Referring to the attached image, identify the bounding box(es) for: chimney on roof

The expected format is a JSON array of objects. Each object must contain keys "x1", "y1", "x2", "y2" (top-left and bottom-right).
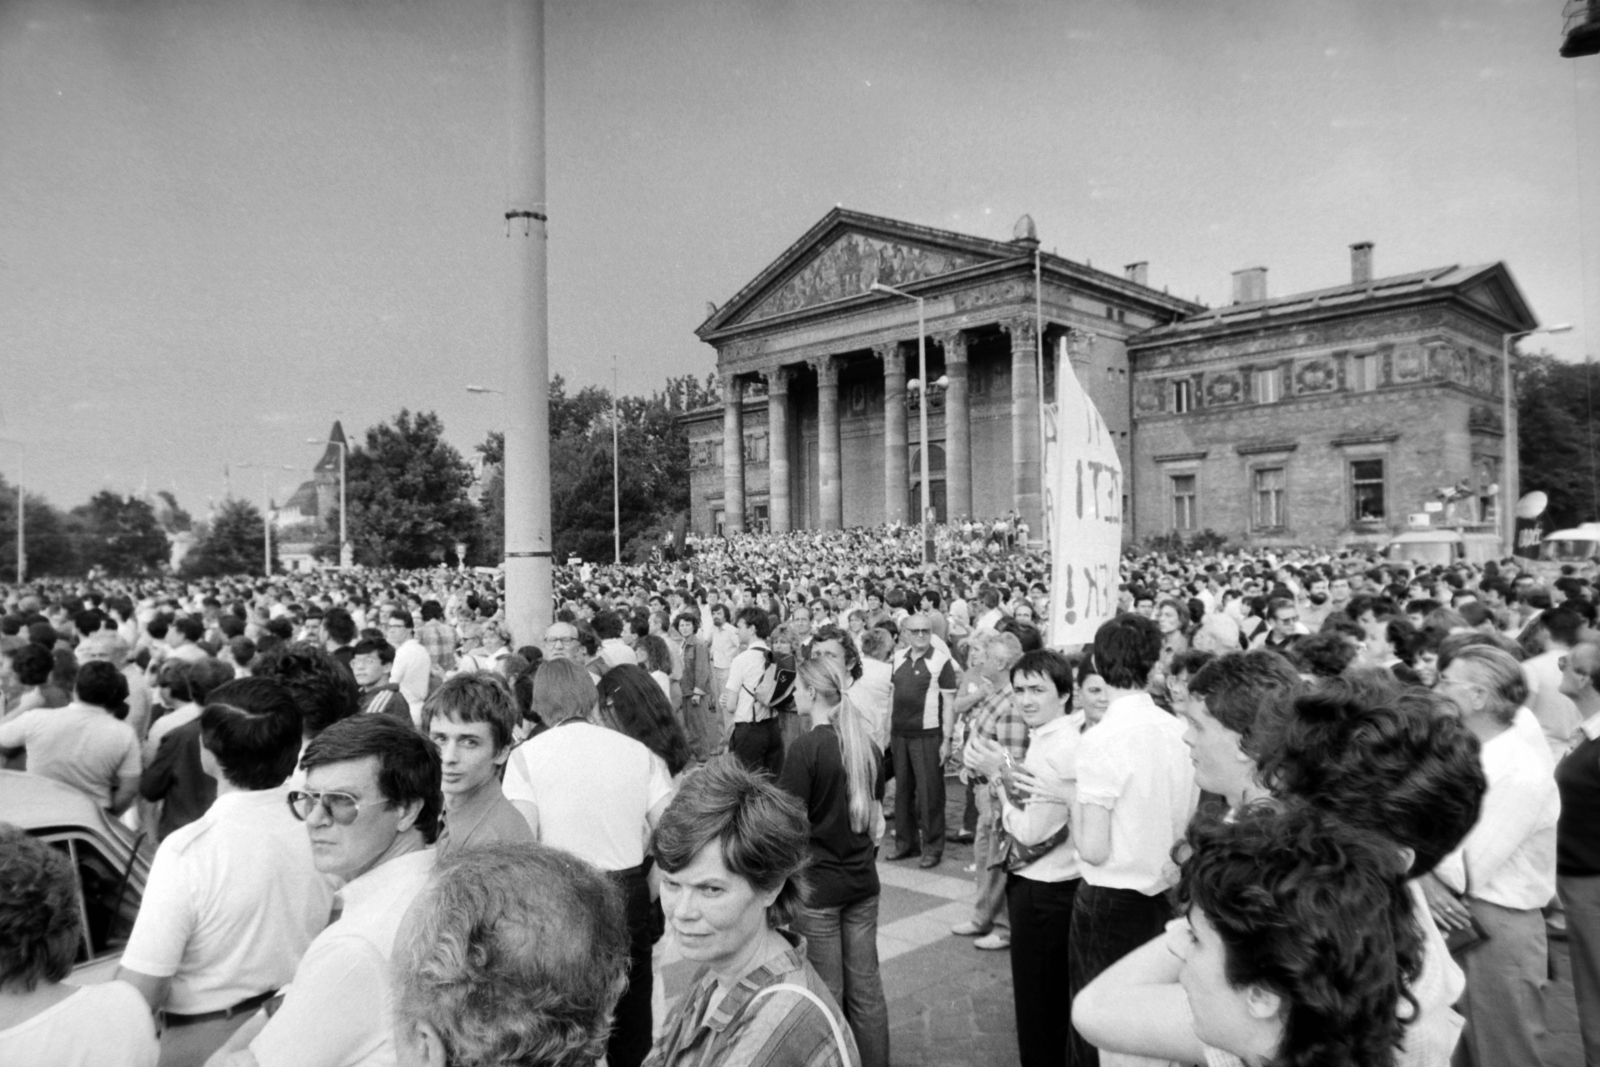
[
  {"x1": 1350, "y1": 241, "x2": 1374, "y2": 285},
  {"x1": 1231, "y1": 267, "x2": 1268, "y2": 305},
  {"x1": 1124, "y1": 262, "x2": 1149, "y2": 287}
]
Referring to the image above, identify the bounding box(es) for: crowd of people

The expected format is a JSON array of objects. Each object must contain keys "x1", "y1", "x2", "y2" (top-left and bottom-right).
[{"x1": 1, "y1": 518, "x2": 1598, "y2": 1067}]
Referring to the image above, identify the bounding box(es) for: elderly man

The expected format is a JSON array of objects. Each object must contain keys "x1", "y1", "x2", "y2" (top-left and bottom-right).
[
  {"x1": 888, "y1": 613, "x2": 958, "y2": 870},
  {"x1": 389, "y1": 844, "x2": 630, "y2": 1067},
  {"x1": 542, "y1": 620, "x2": 584, "y2": 663},
  {"x1": 117, "y1": 678, "x2": 332, "y2": 1067},
  {"x1": 1557, "y1": 640, "x2": 1600, "y2": 1067},
  {"x1": 953, "y1": 631, "x2": 1026, "y2": 950},
  {"x1": 1427, "y1": 644, "x2": 1560, "y2": 1067},
  {"x1": 206, "y1": 714, "x2": 440, "y2": 1067}
]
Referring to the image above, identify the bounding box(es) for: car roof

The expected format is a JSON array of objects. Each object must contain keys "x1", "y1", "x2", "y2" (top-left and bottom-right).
[
  {"x1": 0, "y1": 769, "x2": 114, "y2": 834},
  {"x1": 1389, "y1": 530, "x2": 1463, "y2": 543}
]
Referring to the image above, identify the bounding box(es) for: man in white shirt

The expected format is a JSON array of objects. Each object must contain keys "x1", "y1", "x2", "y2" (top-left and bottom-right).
[
  {"x1": 117, "y1": 677, "x2": 333, "y2": 1067},
  {"x1": 592, "y1": 610, "x2": 637, "y2": 670},
  {"x1": 384, "y1": 610, "x2": 431, "y2": 721},
  {"x1": 207, "y1": 714, "x2": 440, "y2": 1067},
  {"x1": 1068, "y1": 613, "x2": 1196, "y2": 1067},
  {"x1": 704, "y1": 604, "x2": 742, "y2": 723},
  {"x1": 1428, "y1": 644, "x2": 1560, "y2": 1067},
  {"x1": 721, "y1": 606, "x2": 783, "y2": 775}
]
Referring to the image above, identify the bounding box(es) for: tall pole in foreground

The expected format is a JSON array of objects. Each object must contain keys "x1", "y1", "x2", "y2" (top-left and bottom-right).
[
  {"x1": 613, "y1": 353, "x2": 622, "y2": 565},
  {"x1": 504, "y1": 0, "x2": 553, "y2": 645}
]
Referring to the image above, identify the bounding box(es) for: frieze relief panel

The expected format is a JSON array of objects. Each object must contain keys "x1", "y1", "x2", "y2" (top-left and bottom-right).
[
  {"x1": 1294, "y1": 358, "x2": 1337, "y2": 395},
  {"x1": 1205, "y1": 371, "x2": 1244, "y2": 406},
  {"x1": 954, "y1": 281, "x2": 1030, "y2": 313},
  {"x1": 743, "y1": 233, "x2": 982, "y2": 322},
  {"x1": 1141, "y1": 310, "x2": 1443, "y2": 370},
  {"x1": 1134, "y1": 380, "x2": 1166, "y2": 415}
]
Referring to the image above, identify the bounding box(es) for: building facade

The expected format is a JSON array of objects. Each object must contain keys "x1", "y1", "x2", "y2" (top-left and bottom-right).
[
  {"x1": 685, "y1": 209, "x2": 1199, "y2": 536},
  {"x1": 687, "y1": 212, "x2": 1542, "y2": 548},
  {"x1": 1127, "y1": 252, "x2": 1536, "y2": 547}
]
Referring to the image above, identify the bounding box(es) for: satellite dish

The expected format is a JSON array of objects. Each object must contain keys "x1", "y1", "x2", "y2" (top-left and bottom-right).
[{"x1": 1516, "y1": 491, "x2": 1549, "y2": 520}]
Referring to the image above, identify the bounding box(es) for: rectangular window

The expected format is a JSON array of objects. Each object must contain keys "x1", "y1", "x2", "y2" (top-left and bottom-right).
[
  {"x1": 1351, "y1": 459, "x2": 1386, "y2": 521},
  {"x1": 1172, "y1": 379, "x2": 1193, "y2": 414},
  {"x1": 1171, "y1": 474, "x2": 1197, "y2": 531},
  {"x1": 1350, "y1": 354, "x2": 1378, "y2": 392},
  {"x1": 1254, "y1": 368, "x2": 1281, "y2": 403},
  {"x1": 1254, "y1": 467, "x2": 1286, "y2": 529}
]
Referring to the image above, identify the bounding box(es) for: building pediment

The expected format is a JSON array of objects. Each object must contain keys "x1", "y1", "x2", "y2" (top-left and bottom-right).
[{"x1": 699, "y1": 208, "x2": 1027, "y2": 337}]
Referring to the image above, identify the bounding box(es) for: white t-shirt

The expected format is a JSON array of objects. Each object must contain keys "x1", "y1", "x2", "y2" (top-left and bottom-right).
[
  {"x1": 502, "y1": 721, "x2": 673, "y2": 871},
  {"x1": 0, "y1": 703, "x2": 140, "y2": 809},
  {"x1": 250, "y1": 849, "x2": 435, "y2": 1067},
  {"x1": 120, "y1": 787, "x2": 334, "y2": 1014},
  {"x1": 0, "y1": 981, "x2": 158, "y2": 1067},
  {"x1": 1076, "y1": 691, "x2": 1197, "y2": 894},
  {"x1": 388, "y1": 640, "x2": 432, "y2": 718}
]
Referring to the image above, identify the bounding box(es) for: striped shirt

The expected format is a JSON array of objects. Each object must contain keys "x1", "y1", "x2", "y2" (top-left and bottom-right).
[{"x1": 646, "y1": 931, "x2": 859, "y2": 1067}]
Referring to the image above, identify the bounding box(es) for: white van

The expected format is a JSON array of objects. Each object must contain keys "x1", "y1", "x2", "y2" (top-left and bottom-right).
[{"x1": 1382, "y1": 529, "x2": 1500, "y2": 567}]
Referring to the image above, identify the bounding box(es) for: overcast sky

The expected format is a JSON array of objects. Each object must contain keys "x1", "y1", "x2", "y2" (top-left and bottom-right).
[{"x1": 2, "y1": 0, "x2": 1596, "y2": 514}]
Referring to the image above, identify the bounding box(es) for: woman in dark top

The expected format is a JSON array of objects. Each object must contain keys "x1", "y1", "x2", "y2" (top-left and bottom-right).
[{"x1": 778, "y1": 657, "x2": 889, "y2": 1067}]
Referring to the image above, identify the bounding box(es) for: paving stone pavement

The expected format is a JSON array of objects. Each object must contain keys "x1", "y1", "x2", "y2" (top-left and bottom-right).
[{"x1": 656, "y1": 774, "x2": 1587, "y2": 1067}]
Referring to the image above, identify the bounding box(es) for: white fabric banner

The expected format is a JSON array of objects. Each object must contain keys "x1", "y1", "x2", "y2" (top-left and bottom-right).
[{"x1": 1046, "y1": 361, "x2": 1123, "y2": 647}]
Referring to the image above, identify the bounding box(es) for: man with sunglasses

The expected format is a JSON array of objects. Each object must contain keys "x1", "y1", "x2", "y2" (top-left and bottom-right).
[
  {"x1": 209, "y1": 714, "x2": 441, "y2": 1067},
  {"x1": 888, "y1": 613, "x2": 958, "y2": 869}
]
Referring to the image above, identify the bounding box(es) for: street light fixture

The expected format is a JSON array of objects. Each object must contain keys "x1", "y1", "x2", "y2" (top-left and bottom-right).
[
  {"x1": 306, "y1": 436, "x2": 349, "y2": 570},
  {"x1": 235, "y1": 462, "x2": 298, "y2": 576},
  {"x1": 870, "y1": 281, "x2": 935, "y2": 564},
  {"x1": 1502, "y1": 323, "x2": 1573, "y2": 554}
]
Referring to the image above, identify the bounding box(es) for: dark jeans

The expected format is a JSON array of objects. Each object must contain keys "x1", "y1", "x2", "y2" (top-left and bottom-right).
[
  {"x1": 794, "y1": 895, "x2": 890, "y2": 1067},
  {"x1": 605, "y1": 865, "x2": 654, "y2": 1067},
  {"x1": 1008, "y1": 875, "x2": 1079, "y2": 1067},
  {"x1": 890, "y1": 732, "x2": 945, "y2": 856},
  {"x1": 1066, "y1": 883, "x2": 1172, "y2": 1067},
  {"x1": 729, "y1": 718, "x2": 783, "y2": 776}
]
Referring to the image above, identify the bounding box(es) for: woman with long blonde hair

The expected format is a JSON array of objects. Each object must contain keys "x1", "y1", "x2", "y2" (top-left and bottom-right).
[{"x1": 776, "y1": 656, "x2": 889, "y2": 1067}]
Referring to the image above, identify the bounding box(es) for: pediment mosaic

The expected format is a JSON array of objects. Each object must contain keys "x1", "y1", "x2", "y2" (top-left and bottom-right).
[{"x1": 742, "y1": 232, "x2": 982, "y2": 323}]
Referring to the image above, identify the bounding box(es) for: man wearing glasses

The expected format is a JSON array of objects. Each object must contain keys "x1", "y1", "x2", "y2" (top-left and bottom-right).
[
  {"x1": 384, "y1": 610, "x2": 431, "y2": 724},
  {"x1": 542, "y1": 621, "x2": 583, "y2": 662},
  {"x1": 208, "y1": 714, "x2": 440, "y2": 1067},
  {"x1": 1251, "y1": 597, "x2": 1304, "y2": 654}
]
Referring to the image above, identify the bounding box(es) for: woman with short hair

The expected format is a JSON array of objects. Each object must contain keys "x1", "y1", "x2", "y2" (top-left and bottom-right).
[{"x1": 647, "y1": 757, "x2": 860, "y2": 1067}]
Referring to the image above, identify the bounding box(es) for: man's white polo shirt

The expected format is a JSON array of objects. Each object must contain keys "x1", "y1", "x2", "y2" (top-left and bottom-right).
[
  {"x1": 120, "y1": 786, "x2": 334, "y2": 1014},
  {"x1": 250, "y1": 849, "x2": 435, "y2": 1067}
]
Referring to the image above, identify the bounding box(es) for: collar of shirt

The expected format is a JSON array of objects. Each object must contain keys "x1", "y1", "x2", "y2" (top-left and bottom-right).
[
  {"x1": 698, "y1": 930, "x2": 811, "y2": 1035},
  {"x1": 335, "y1": 848, "x2": 434, "y2": 917},
  {"x1": 1028, "y1": 712, "x2": 1080, "y2": 743},
  {"x1": 442, "y1": 776, "x2": 507, "y2": 836},
  {"x1": 1582, "y1": 707, "x2": 1600, "y2": 742}
]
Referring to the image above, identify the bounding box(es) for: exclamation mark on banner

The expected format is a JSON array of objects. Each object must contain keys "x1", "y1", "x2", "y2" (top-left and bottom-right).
[{"x1": 1061, "y1": 563, "x2": 1077, "y2": 625}]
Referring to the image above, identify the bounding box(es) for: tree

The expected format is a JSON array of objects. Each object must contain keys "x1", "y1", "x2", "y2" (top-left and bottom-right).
[
  {"x1": 342, "y1": 409, "x2": 480, "y2": 569},
  {"x1": 183, "y1": 498, "x2": 273, "y2": 578},
  {"x1": 473, "y1": 431, "x2": 504, "y2": 566},
  {"x1": 69, "y1": 491, "x2": 169, "y2": 576},
  {"x1": 1518, "y1": 352, "x2": 1600, "y2": 530},
  {"x1": 0, "y1": 476, "x2": 77, "y2": 580}
]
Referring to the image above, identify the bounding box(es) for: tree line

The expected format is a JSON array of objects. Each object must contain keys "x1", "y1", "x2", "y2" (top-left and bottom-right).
[{"x1": 0, "y1": 372, "x2": 720, "y2": 580}]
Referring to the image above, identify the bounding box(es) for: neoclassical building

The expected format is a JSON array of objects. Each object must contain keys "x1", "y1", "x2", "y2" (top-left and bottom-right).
[
  {"x1": 684, "y1": 211, "x2": 1543, "y2": 547},
  {"x1": 685, "y1": 209, "x2": 1199, "y2": 535}
]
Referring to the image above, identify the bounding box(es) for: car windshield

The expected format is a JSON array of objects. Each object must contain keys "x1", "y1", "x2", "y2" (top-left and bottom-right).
[
  {"x1": 1542, "y1": 539, "x2": 1600, "y2": 563},
  {"x1": 1388, "y1": 541, "x2": 1456, "y2": 566}
]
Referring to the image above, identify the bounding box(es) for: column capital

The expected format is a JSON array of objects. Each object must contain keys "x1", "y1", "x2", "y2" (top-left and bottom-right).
[
  {"x1": 1000, "y1": 317, "x2": 1039, "y2": 347},
  {"x1": 763, "y1": 366, "x2": 793, "y2": 397},
  {"x1": 809, "y1": 355, "x2": 841, "y2": 386},
  {"x1": 719, "y1": 370, "x2": 745, "y2": 399},
  {"x1": 934, "y1": 330, "x2": 968, "y2": 364},
  {"x1": 872, "y1": 342, "x2": 905, "y2": 375}
]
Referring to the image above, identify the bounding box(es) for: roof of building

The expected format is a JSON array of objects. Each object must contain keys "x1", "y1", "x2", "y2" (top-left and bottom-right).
[
  {"x1": 1132, "y1": 261, "x2": 1537, "y2": 343},
  {"x1": 698, "y1": 207, "x2": 1202, "y2": 341},
  {"x1": 282, "y1": 480, "x2": 320, "y2": 518},
  {"x1": 312, "y1": 421, "x2": 347, "y2": 476}
]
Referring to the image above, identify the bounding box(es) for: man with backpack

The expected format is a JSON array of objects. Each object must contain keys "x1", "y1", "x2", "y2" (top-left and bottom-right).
[{"x1": 721, "y1": 606, "x2": 786, "y2": 775}]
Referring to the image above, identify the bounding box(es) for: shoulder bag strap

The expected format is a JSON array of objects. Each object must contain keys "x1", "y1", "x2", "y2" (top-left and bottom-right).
[{"x1": 749, "y1": 982, "x2": 853, "y2": 1064}]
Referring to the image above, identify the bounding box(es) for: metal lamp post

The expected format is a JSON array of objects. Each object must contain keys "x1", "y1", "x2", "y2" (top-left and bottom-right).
[
  {"x1": 1501, "y1": 323, "x2": 1573, "y2": 554},
  {"x1": 871, "y1": 281, "x2": 935, "y2": 563},
  {"x1": 307, "y1": 436, "x2": 349, "y2": 569}
]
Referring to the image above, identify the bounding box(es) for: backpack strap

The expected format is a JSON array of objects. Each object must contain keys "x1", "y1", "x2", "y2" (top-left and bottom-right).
[{"x1": 748, "y1": 982, "x2": 853, "y2": 1064}]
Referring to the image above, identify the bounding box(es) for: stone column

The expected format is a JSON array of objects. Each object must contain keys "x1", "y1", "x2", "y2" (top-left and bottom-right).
[
  {"x1": 1005, "y1": 317, "x2": 1042, "y2": 532},
  {"x1": 812, "y1": 356, "x2": 843, "y2": 530},
  {"x1": 877, "y1": 342, "x2": 909, "y2": 525},
  {"x1": 764, "y1": 367, "x2": 792, "y2": 533},
  {"x1": 937, "y1": 330, "x2": 972, "y2": 521},
  {"x1": 721, "y1": 373, "x2": 745, "y2": 534}
]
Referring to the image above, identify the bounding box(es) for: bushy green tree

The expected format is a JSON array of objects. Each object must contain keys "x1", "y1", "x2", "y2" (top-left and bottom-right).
[
  {"x1": 343, "y1": 409, "x2": 480, "y2": 569},
  {"x1": 1519, "y1": 352, "x2": 1600, "y2": 530},
  {"x1": 183, "y1": 498, "x2": 274, "y2": 577},
  {"x1": 0, "y1": 475, "x2": 77, "y2": 580},
  {"x1": 69, "y1": 491, "x2": 169, "y2": 576}
]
